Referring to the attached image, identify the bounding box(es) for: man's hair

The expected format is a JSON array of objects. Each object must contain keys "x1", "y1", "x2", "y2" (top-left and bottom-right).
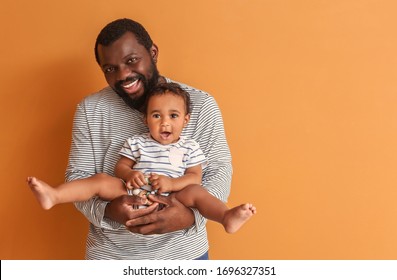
[
  {"x1": 144, "y1": 83, "x2": 192, "y2": 116},
  {"x1": 94, "y1": 18, "x2": 153, "y2": 64}
]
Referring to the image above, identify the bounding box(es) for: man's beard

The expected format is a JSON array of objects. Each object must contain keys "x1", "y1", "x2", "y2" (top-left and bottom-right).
[{"x1": 114, "y1": 63, "x2": 160, "y2": 111}]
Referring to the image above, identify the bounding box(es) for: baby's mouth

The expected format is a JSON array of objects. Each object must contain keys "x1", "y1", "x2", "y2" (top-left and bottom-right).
[{"x1": 160, "y1": 132, "x2": 171, "y2": 139}]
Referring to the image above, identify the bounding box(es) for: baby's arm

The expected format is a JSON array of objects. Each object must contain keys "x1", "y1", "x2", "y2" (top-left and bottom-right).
[
  {"x1": 114, "y1": 156, "x2": 146, "y2": 189},
  {"x1": 150, "y1": 164, "x2": 202, "y2": 194}
]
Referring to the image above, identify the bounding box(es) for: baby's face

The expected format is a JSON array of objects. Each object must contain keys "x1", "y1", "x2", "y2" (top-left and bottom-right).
[{"x1": 145, "y1": 93, "x2": 189, "y2": 145}]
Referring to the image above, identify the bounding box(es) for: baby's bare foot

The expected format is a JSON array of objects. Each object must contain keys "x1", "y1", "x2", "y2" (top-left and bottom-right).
[
  {"x1": 26, "y1": 177, "x2": 56, "y2": 210},
  {"x1": 223, "y1": 203, "x2": 256, "y2": 233}
]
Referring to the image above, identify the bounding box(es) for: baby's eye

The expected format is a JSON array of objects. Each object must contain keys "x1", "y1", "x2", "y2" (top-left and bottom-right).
[
  {"x1": 171, "y1": 114, "x2": 179, "y2": 118},
  {"x1": 152, "y1": 113, "x2": 161, "y2": 118}
]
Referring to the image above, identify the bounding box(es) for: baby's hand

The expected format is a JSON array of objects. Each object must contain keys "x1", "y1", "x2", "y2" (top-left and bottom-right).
[
  {"x1": 149, "y1": 173, "x2": 173, "y2": 194},
  {"x1": 125, "y1": 171, "x2": 146, "y2": 189},
  {"x1": 131, "y1": 188, "x2": 152, "y2": 205}
]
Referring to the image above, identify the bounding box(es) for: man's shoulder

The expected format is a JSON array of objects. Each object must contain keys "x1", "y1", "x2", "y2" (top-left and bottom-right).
[
  {"x1": 81, "y1": 86, "x2": 116, "y2": 102},
  {"x1": 166, "y1": 78, "x2": 211, "y2": 99},
  {"x1": 77, "y1": 86, "x2": 124, "y2": 110}
]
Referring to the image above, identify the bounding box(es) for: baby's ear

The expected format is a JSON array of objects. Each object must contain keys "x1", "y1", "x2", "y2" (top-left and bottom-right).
[{"x1": 184, "y1": 114, "x2": 190, "y2": 125}]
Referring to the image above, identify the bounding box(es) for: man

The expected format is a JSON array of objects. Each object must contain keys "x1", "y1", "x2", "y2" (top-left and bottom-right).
[{"x1": 66, "y1": 18, "x2": 232, "y2": 259}]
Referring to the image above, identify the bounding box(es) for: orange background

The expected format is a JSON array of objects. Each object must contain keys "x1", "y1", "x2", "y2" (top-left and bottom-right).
[{"x1": 1, "y1": 0, "x2": 397, "y2": 259}]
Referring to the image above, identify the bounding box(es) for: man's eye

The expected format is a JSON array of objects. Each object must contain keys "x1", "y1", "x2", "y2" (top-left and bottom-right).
[
  {"x1": 127, "y1": 58, "x2": 138, "y2": 64},
  {"x1": 104, "y1": 67, "x2": 115, "y2": 73}
]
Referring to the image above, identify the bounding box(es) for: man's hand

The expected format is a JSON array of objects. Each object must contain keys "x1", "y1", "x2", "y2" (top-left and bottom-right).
[
  {"x1": 104, "y1": 194, "x2": 159, "y2": 225},
  {"x1": 125, "y1": 193, "x2": 195, "y2": 234}
]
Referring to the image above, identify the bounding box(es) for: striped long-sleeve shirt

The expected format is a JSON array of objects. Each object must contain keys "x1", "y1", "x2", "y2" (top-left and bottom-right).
[{"x1": 65, "y1": 78, "x2": 232, "y2": 259}]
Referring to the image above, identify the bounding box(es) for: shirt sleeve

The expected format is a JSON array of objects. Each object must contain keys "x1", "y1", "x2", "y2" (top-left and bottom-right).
[
  {"x1": 119, "y1": 137, "x2": 139, "y2": 162},
  {"x1": 185, "y1": 140, "x2": 207, "y2": 169},
  {"x1": 65, "y1": 101, "x2": 121, "y2": 230}
]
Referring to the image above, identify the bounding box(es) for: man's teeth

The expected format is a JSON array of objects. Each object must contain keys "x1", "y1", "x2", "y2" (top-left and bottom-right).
[{"x1": 123, "y1": 79, "x2": 138, "y2": 88}]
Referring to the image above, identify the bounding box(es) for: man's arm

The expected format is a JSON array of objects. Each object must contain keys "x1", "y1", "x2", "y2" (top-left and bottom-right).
[
  {"x1": 65, "y1": 102, "x2": 110, "y2": 227},
  {"x1": 194, "y1": 96, "x2": 232, "y2": 201},
  {"x1": 66, "y1": 102, "x2": 147, "y2": 229},
  {"x1": 188, "y1": 95, "x2": 233, "y2": 232}
]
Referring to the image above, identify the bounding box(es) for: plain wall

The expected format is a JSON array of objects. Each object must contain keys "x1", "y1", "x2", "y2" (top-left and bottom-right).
[{"x1": 1, "y1": 0, "x2": 397, "y2": 259}]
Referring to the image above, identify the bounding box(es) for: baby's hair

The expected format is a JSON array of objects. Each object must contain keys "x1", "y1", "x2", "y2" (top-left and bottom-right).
[{"x1": 144, "y1": 83, "x2": 191, "y2": 115}]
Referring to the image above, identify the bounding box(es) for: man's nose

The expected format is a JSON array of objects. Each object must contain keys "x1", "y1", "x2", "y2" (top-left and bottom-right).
[{"x1": 117, "y1": 65, "x2": 132, "y2": 81}]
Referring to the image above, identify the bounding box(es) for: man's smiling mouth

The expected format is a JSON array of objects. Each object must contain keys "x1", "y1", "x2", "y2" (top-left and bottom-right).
[{"x1": 122, "y1": 78, "x2": 139, "y2": 89}]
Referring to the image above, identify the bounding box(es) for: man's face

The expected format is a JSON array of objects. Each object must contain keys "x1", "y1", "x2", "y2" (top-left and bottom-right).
[{"x1": 97, "y1": 32, "x2": 159, "y2": 110}]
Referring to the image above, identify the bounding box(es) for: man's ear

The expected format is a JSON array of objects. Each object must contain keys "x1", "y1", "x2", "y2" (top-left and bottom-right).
[{"x1": 151, "y1": 44, "x2": 159, "y2": 63}]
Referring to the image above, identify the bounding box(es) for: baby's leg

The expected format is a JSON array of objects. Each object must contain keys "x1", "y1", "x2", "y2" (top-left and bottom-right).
[
  {"x1": 27, "y1": 173, "x2": 127, "y2": 210},
  {"x1": 222, "y1": 203, "x2": 257, "y2": 233},
  {"x1": 174, "y1": 185, "x2": 256, "y2": 233},
  {"x1": 82, "y1": 173, "x2": 128, "y2": 200},
  {"x1": 27, "y1": 177, "x2": 58, "y2": 210}
]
